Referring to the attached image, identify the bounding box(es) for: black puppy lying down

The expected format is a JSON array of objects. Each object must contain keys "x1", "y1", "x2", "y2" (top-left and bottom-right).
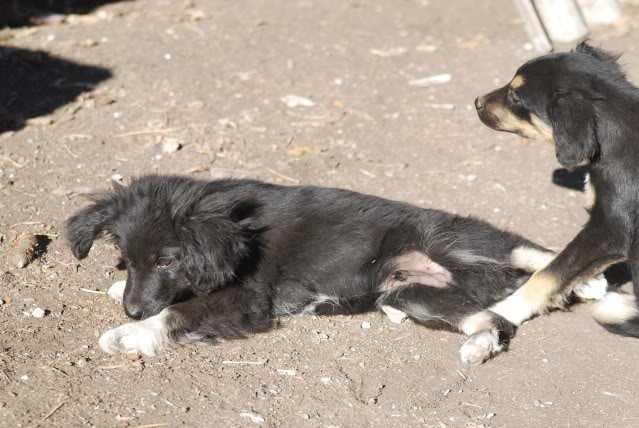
[{"x1": 65, "y1": 175, "x2": 606, "y2": 364}]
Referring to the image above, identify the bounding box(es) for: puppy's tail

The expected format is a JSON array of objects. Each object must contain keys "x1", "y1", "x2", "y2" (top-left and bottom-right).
[{"x1": 593, "y1": 292, "x2": 639, "y2": 338}]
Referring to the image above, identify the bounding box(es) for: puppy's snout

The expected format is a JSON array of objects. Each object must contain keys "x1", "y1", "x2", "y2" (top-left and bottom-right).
[
  {"x1": 474, "y1": 96, "x2": 484, "y2": 110},
  {"x1": 125, "y1": 304, "x2": 145, "y2": 320}
]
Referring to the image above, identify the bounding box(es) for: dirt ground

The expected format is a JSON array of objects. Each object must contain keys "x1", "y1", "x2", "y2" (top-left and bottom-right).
[{"x1": 2, "y1": 0, "x2": 639, "y2": 427}]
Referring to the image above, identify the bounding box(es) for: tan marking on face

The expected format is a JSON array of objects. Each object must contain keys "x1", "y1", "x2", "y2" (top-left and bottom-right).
[
  {"x1": 459, "y1": 312, "x2": 495, "y2": 336},
  {"x1": 510, "y1": 75, "x2": 525, "y2": 89},
  {"x1": 488, "y1": 105, "x2": 555, "y2": 143},
  {"x1": 530, "y1": 114, "x2": 554, "y2": 143}
]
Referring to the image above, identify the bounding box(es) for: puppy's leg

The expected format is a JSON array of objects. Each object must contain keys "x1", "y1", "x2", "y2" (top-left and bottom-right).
[
  {"x1": 458, "y1": 311, "x2": 515, "y2": 365},
  {"x1": 490, "y1": 227, "x2": 625, "y2": 327},
  {"x1": 378, "y1": 285, "x2": 515, "y2": 365},
  {"x1": 511, "y1": 245, "x2": 608, "y2": 301},
  {"x1": 99, "y1": 285, "x2": 272, "y2": 356},
  {"x1": 107, "y1": 280, "x2": 126, "y2": 303},
  {"x1": 593, "y1": 259, "x2": 639, "y2": 337},
  {"x1": 510, "y1": 245, "x2": 554, "y2": 272}
]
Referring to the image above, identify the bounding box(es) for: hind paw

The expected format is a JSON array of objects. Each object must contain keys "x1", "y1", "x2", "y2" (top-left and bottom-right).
[{"x1": 460, "y1": 330, "x2": 502, "y2": 366}]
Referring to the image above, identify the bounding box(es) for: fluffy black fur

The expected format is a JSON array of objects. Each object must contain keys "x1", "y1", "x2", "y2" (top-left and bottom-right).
[
  {"x1": 475, "y1": 42, "x2": 639, "y2": 337},
  {"x1": 66, "y1": 175, "x2": 550, "y2": 360}
]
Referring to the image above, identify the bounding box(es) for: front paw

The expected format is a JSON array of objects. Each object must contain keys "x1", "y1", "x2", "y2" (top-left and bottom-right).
[
  {"x1": 107, "y1": 280, "x2": 126, "y2": 303},
  {"x1": 99, "y1": 310, "x2": 171, "y2": 356}
]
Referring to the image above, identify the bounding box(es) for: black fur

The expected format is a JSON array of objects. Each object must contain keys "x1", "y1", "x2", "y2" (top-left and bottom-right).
[
  {"x1": 475, "y1": 42, "x2": 639, "y2": 337},
  {"x1": 66, "y1": 175, "x2": 546, "y2": 352}
]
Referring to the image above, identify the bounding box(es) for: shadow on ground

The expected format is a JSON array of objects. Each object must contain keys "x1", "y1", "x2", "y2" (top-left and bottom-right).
[
  {"x1": 0, "y1": 46, "x2": 112, "y2": 133},
  {"x1": 0, "y1": 0, "x2": 131, "y2": 28}
]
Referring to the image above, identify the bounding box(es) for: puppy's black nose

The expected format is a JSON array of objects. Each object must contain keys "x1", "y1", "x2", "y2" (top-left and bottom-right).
[
  {"x1": 125, "y1": 305, "x2": 144, "y2": 320},
  {"x1": 474, "y1": 97, "x2": 484, "y2": 110}
]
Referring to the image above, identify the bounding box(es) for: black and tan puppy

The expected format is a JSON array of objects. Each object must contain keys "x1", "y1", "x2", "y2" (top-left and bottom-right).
[
  {"x1": 65, "y1": 175, "x2": 605, "y2": 364},
  {"x1": 475, "y1": 41, "x2": 639, "y2": 337}
]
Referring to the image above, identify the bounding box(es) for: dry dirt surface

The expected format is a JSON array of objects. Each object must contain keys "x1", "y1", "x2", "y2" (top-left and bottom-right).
[{"x1": 2, "y1": 1, "x2": 639, "y2": 427}]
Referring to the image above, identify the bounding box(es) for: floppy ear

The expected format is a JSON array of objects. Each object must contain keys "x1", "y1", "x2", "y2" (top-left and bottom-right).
[
  {"x1": 547, "y1": 92, "x2": 599, "y2": 169},
  {"x1": 65, "y1": 196, "x2": 116, "y2": 259},
  {"x1": 178, "y1": 199, "x2": 260, "y2": 293}
]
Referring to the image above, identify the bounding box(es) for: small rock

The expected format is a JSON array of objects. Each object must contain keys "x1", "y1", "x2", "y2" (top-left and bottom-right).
[
  {"x1": 369, "y1": 47, "x2": 407, "y2": 57},
  {"x1": 239, "y1": 411, "x2": 265, "y2": 424},
  {"x1": 320, "y1": 377, "x2": 331, "y2": 383},
  {"x1": 187, "y1": 100, "x2": 205, "y2": 109},
  {"x1": 11, "y1": 233, "x2": 38, "y2": 268},
  {"x1": 416, "y1": 43, "x2": 438, "y2": 53},
  {"x1": 162, "y1": 139, "x2": 182, "y2": 154},
  {"x1": 31, "y1": 308, "x2": 45, "y2": 318},
  {"x1": 127, "y1": 353, "x2": 142, "y2": 362},
  {"x1": 111, "y1": 174, "x2": 125, "y2": 184},
  {"x1": 281, "y1": 94, "x2": 315, "y2": 107},
  {"x1": 318, "y1": 332, "x2": 329, "y2": 340},
  {"x1": 81, "y1": 38, "x2": 98, "y2": 47},
  {"x1": 20, "y1": 375, "x2": 28, "y2": 381},
  {"x1": 27, "y1": 116, "x2": 54, "y2": 126},
  {"x1": 181, "y1": 406, "x2": 190, "y2": 413},
  {"x1": 408, "y1": 73, "x2": 452, "y2": 87},
  {"x1": 361, "y1": 322, "x2": 371, "y2": 329}
]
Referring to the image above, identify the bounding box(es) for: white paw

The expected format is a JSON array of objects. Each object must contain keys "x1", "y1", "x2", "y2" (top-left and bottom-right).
[
  {"x1": 460, "y1": 330, "x2": 502, "y2": 366},
  {"x1": 573, "y1": 275, "x2": 608, "y2": 301},
  {"x1": 107, "y1": 280, "x2": 126, "y2": 303},
  {"x1": 593, "y1": 292, "x2": 639, "y2": 325},
  {"x1": 381, "y1": 305, "x2": 408, "y2": 324},
  {"x1": 98, "y1": 310, "x2": 171, "y2": 356}
]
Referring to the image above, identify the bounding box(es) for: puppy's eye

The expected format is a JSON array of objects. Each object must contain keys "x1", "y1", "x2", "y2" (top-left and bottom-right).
[
  {"x1": 509, "y1": 90, "x2": 521, "y2": 105},
  {"x1": 157, "y1": 257, "x2": 173, "y2": 268}
]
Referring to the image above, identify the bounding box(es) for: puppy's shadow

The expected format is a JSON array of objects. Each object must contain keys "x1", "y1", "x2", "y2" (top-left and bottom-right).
[
  {"x1": 0, "y1": 46, "x2": 112, "y2": 133},
  {"x1": 1, "y1": 0, "x2": 132, "y2": 28},
  {"x1": 551, "y1": 167, "x2": 589, "y2": 191},
  {"x1": 34, "y1": 234, "x2": 51, "y2": 260}
]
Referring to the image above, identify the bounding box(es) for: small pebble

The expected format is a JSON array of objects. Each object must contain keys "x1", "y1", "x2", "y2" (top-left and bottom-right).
[
  {"x1": 127, "y1": 353, "x2": 142, "y2": 362},
  {"x1": 20, "y1": 375, "x2": 28, "y2": 381},
  {"x1": 162, "y1": 140, "x2": 181, "y2": 154},
  {"x1": 361, "y1": 321, "x2": 371, "y2": 329},
  {"x1": 408, "y1": 73, "x2": 452, "y2": 87},
  {"x1": 281, "y1": 94, "x2": 315, "y2": 107},
  {"x1": 31, "y1": 308, "x2": 45, "y2": 318}
]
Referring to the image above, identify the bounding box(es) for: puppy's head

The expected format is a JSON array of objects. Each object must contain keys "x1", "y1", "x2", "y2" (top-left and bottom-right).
[
  {"x1": 65, "y1": 176, "x2": 258, "y2": 320},
  {"x1": 475, "y1": 42, "x2": 624, "y2": 169}
]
